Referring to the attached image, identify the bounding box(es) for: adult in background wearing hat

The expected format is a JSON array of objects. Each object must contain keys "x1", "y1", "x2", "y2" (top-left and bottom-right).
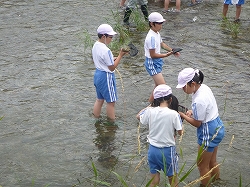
[
  {"x1": 92, "y1": 24, "x2": 127, "y2": 121},
  {"x1": 137, "y1": 84, "x2": 183, "y2": 187},
  {"x1": 144, "y1": 12, "x2": 180, "y2": 103},
  {"x1": 176, "y1": 68, "x2": 225, "y2": 187}
]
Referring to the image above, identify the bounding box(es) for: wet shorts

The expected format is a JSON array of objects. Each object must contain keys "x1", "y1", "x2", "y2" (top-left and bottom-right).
[
  {"x1": 197, "y1": 117, "x2": 225, "y2": 152},
  {"x1": 144, "y1": 57, "x2": 164, "y2": 76},
  {"x1": 94, "y1": 69, "x2": 117, "y2": 103},
  {"x1": 224, "y1": 0, "x2": 244, "y2": 5},
  {"x1": 148, "y1": 144, "x2": 179, "y2": 176}
]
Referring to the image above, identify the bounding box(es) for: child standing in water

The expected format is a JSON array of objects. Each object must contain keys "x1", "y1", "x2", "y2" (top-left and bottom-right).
[
  {"x1": 144, "y1": 12, "x2": 180, "y2": 103},
  {"x1": 176, "y1": 68, "x2": 225, "y2": 187},
  {"x1": 137, "y1": 84, "x2": 183, "y2": 187},
  {"x1": 92, "y1": 24, "x2": 127, "y2": 121}
]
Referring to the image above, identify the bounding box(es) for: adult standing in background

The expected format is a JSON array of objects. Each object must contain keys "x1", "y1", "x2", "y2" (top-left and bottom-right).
[{"x1": 123, "y1": 0, "x2": 149, "y2": 25}]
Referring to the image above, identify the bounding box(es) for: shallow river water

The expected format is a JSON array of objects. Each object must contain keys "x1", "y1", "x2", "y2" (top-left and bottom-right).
[{"x1": 0, "y1": 0, "x2": 250, "y2": 187}]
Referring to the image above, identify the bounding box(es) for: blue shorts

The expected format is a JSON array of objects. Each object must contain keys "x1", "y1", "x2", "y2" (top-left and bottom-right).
[
  {"x1": 197, "y1": 117, "x2": 225, "y2": 152},
  {"x1": 94, "y1": 69, "x2": 117, "y2": 103},
  {"x1": 148, "y1": 145, "x2": 179, "y2": 176},
  {"x1": 144, "y1": 57, "x2": 164, "y2": 76},
  {"x1": 224, "y1": 0, "x2": 244, "y2": 5}
]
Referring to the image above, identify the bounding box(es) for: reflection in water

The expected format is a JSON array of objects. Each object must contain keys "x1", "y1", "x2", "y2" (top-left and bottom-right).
[{"x1": 93, "y1": 119, "x2": 118, "y2": 169}]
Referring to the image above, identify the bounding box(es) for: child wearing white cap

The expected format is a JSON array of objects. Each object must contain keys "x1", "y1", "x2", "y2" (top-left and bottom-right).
[
  {"x1": 137, "y1": 84, "x2": 183, "y2": 187},
  {"x1": 92, "y1": 24, "x2": 127, "y2": 121},
  {"x1": 144, "y1": 12, "x2": 180, "y2": 103},
  {"x1": 176, "y1": 68, "x2": 225, "y2": 187}
]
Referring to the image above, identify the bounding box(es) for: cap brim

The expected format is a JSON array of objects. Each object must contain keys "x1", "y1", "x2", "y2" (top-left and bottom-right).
[
  {"x1": 176, "y1": 83, "x2": 186, "y2": 89},
  {"x1": 107, "y1": 31, "x2": 117, "y2": 35},
  {"x1": 156, "y1": 19, "x2": 166, "y2": 22}
]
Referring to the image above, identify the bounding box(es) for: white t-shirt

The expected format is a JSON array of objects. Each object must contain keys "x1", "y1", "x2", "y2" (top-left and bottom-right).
[
  {"x1": 92, "y1": 41, "x2": 114, "y2": 73},
  {"x1": 192, "y1": 84, "x2": 219, "y2": 123},
  {"x1": 139, "y1": 107, "x2": 182, "y2": 148},
  {"x1": 144, "y1": 29, "x2": 162, "y2": 58}
]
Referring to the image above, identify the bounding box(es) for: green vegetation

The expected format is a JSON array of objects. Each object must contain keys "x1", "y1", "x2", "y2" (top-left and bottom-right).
[{"x1": 222, "y1": 17, "x2": 241, "y2": 39}]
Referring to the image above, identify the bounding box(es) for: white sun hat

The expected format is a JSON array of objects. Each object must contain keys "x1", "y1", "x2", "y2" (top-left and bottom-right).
[
  {"x1": 97, "y1": 24, "x2": 117, "y2": 35},
  {"x1": 176, "y1": 68, "x2": 197, "y2": 88},
  {"x1": 148, "y1": 12, "x2": 166, "y2": 23},
  {"x1": 153, "y1": 84, "x2": 172, "y2": 99}
]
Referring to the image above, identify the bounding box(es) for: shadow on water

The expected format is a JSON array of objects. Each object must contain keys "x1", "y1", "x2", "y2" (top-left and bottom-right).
[{"x1": 93, "y1": 119, "x2": 118, "y2": 169}]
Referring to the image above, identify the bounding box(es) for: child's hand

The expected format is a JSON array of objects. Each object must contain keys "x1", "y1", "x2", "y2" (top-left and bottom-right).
[
  {"x1": 173, "y1": 52, "x2": 180, "y2": 57},
  {"x1": 186, "y1": 110, "x2": 193, "y2": 117},
  {"x1": 119, "y1": 48, "x2": 129, "y2": 57}
]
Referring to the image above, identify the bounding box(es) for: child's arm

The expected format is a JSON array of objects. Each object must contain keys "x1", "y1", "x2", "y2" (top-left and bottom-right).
[
  {"x1": 179, "y1": 111, "x2": 202, "y2": 128},
  {"x1": 136, "y1": 104, "x2": 151, "y2": 120},
  {"x1": 161, "y1": 42, "x2": 172, "y2": 52},
  {"x1": 149, "y1": 49, "x2": 172, "y2": 59},
  {"x1": 108, "y1": 48, "x2": 128, "y2": 71},
  {"x1": 161, "y1": 42, "x2": 180, "y2": 57}
]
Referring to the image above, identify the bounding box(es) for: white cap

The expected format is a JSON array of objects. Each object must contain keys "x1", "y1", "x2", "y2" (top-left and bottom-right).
[
  {"x1": 97, "y1": 24, "x2": 117, "y2": 35},
  {"x1": 153, "y1": 84, "x2": 172, "y2": 99},
  {"x1": 148, "y1": 12, "x2": 166, "y2": 23},
  {"x1": 176, "y1": 68, "x2": 198, "y2": 88}
]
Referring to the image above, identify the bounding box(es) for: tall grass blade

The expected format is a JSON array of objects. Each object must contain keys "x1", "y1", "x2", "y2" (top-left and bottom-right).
[
  {"x1": 89, "y1": 179, "x2": 111, "y2": 186},
  {"x1": 91, "y1": 161, "x2": 98, "y2": 178},
  {"x1": 112, "y1": 171, "x2": 128, "y2": 187}
]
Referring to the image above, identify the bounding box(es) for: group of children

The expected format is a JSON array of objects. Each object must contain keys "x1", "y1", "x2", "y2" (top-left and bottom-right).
[
  {"x1": 120, "y1": 0, "x2": 244, "y2": 24},
  {"x1": 91, "y1": 10, "x2": 225, "y2": 187}
]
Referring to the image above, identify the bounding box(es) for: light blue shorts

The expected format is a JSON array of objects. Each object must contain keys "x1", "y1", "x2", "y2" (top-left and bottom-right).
[
  {"x1": 94, "y1": 69, "x2": 117, "y2": 103},
  {"x1": 224, "y1": 0, "x2": 245, "y2": 5},
  {"x1": 148, "y1": 145, "x2": 179, "y2": 176},
  {"x1": 144, "y1": 57, "x2": 164, "y2": 76},
  {"x1": 197, "y1": 117, "x2": 225, "y2": 152}
]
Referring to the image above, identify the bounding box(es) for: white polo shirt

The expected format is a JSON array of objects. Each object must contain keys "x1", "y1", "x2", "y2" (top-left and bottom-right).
[
  {"x1": 92, "y1": 41, "x2": 114, "y2": 73},
  {"x1": 144, "y1": 29, "x2": 162, "y2": 58},
  {"x1": 139, "y1": 107, "x2": 182, "y2": 148},
  {"x1": 192, "y1": 84, "x2": 219, "y2": 123}
]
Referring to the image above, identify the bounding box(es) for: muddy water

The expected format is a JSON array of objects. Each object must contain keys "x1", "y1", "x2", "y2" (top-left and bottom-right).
[{"x1": 0, "y1": 0, "x2": 249, "y2": 186}]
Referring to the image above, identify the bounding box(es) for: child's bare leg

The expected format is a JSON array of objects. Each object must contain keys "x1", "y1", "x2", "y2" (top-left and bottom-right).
[
  {"x1": 106, "y1": 102, "x2": 115, "y2": 121},
  {"x1": 210, "y1": 147, "x2": 220, "y2": 181},
  {"x1": 197, "y1": 146, "x2": 213, "y2": 186},
  {"x1": 150, "y1": 172, "x2": 160, "y2": 187},
  {"x1": 235, "y1": 5, "x2": 242, "y2": 20},
  {"x1": 164, "y1": 0, "x2": 170, "y2": 10},
  {"x1": 176, "y1": 0, "x2": 181, "y2": 11},
  {"x1": 168, "y1": 174, "x2": 179, "y2": 187},
  {"x1": 222, "y1": 4, "x2": 229, "y2": 18},
  {"x1": 148, "y1": 73, "x2": 166, "y2": 102},
  {"x1": 93, "y1": 99, "x2": 104, "y2": 118}
]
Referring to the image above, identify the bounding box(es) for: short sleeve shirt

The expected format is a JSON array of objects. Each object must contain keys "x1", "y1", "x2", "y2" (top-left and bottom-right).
[
  {"x1": 139, "y1": 107, "x2": 182, "y2": 148},
  {"x1": 192, "y1": 84, "x2": 219, "y2": 123},
  {"x1": 144, "y1": 29, "x2": 162, "y2": 58},
  {"x1": 92, "y1": 41, "x2": 114, "y2": 73}
]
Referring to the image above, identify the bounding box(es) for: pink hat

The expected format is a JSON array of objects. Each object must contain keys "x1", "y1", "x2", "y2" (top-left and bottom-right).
[
  {"x1": 148, "y1": 12, "x2": 166, "y2": 23},
  {"x1": 97, "y1": 24, "x2": 117, "y2": 35},
  {"x1": 176, "y1": 68, "x2": 198, "y2": 88},
  {"x1": 153, "y1": 84, "x2": 172, "y2": 99}
]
